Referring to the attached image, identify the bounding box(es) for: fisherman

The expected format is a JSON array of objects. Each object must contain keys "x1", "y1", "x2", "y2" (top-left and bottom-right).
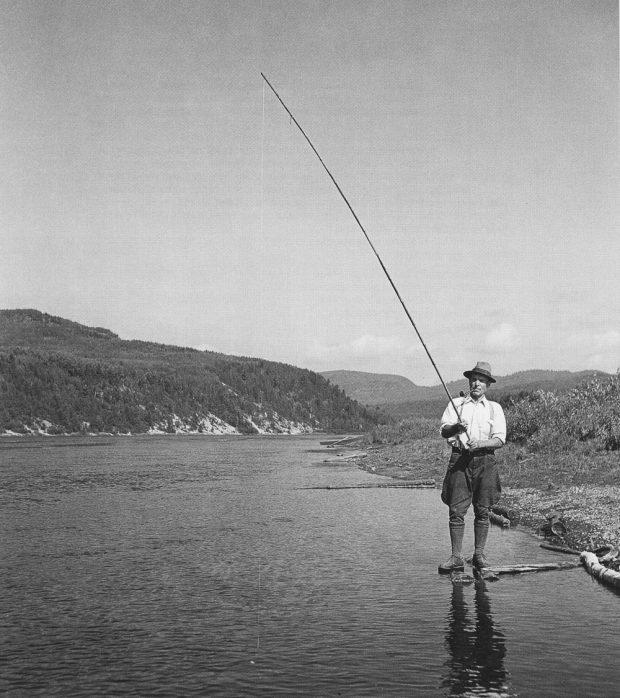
[{"x1": 438, "y1": 361, "x2": 506, "y2": 573}]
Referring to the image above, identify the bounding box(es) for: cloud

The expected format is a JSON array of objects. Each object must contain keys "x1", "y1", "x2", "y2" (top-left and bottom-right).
[
  {"x1": 304, "y1": 334, "x2": 422, "y2": 372},
  {"x1": 484, "y1": 322, "x2": 521, "y2": 352},
  {"x1": 348, "y1": 335, "x2": 408, "y2": 356},
  {"x1": 566, "y1": 329, "x2": 620, "y2": 373},
  {"x1": 592, "y1": 330, "x2": 620, "y2": 351}
]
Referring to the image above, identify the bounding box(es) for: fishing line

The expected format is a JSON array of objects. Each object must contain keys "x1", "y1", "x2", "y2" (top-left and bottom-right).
[
  {"x1": 260, "y1": 80, "x2": 265, "y2": 240},
  {"x1": 260, "y1": 72, "x2": 462, "y2": 420}
]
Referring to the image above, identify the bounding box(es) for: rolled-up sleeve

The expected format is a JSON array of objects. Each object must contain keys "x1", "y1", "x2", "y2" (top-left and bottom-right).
[
  {"x1": 440, "y1": 402, "x2": 458, "y2": 433},
  {"x1": 490, "y1": 403, "x2": 507, "y2": 444}
]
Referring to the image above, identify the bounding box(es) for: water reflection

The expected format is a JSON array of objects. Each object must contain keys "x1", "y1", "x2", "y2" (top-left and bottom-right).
[{"x1": 442, "y1": 580, "x2": 510, "y2": 696}]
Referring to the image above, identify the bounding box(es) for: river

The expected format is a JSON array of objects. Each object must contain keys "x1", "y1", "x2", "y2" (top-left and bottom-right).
[{"x1": 1, "y1": 434, "x2": 619, "y2": 696}]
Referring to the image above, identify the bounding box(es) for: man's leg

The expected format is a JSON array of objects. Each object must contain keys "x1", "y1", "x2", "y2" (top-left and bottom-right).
[
  {"x1": 439, "y1": 465, "x2": 471, "y2": 573},
  {"x1": 473, "y1": 506, "x2": 490, "y2": 569},
  {"x1": 472, "y1": 455, "x2": 501, "y2": 569}
]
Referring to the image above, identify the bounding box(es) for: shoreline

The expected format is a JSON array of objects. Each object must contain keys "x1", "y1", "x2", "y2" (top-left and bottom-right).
[{"x1": 356, "y1": 439, "x2": 620, "y2": 553}]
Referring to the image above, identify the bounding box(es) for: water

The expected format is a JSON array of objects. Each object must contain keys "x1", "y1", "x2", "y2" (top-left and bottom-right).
[{"x1": 2, "y1": 435, "x2": 619, "y2": 696}]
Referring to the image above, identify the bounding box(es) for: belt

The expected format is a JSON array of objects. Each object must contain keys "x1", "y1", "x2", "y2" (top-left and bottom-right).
[{"x1": 452, "y1": 447, "x2": 496, "y2": 455}]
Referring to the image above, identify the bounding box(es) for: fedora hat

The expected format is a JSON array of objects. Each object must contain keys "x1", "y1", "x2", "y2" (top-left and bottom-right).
[{"x1": 463, "y1": 361, "x2": 496, "y2": 383}]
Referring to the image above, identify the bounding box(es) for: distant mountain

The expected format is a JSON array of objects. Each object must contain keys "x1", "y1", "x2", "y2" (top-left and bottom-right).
[
  {"x1": 0, "y1": 309, "x2": 382, "y2": 436},
  {"x1": 321, "y1": 367, "x2": 612, "y2": 417},
  {"x1": 320, "y1": 370, "x2": 438, "y2": 404}
]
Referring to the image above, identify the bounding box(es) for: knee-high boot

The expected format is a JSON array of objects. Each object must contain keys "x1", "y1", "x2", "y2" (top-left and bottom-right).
[
  {"x1": 473, "y1": 520, "x2": 489, "y2": 568},
  {"x1": 474, "y1": 520, "x2": 489, "y2": 555},
  {"x1": 439, "y1": 522, "x2": 465, "y2": 573},
  {"x1": 450, "y1": 521, "x2": 465, "y2": 557}
]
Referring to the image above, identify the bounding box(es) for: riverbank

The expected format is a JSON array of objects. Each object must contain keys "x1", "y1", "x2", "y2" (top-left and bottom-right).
[{"x1": 357, "y1": 438, "x2": 620, "y2": 552}]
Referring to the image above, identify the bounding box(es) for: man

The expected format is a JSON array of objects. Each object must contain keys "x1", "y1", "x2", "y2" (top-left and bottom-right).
[{"x1": 438, "y1": 361, "x2": 506, "y2": 573}]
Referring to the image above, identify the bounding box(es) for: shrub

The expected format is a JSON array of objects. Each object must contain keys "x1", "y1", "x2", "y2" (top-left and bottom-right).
[{"x1": 506, "y1": 374, "x2": 620, "y2": 451}]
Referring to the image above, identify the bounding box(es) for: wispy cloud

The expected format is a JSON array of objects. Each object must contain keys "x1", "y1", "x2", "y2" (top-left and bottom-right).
[
  {"x1": 484, "y1": 322, "x2": 521, "y2": 352},
  {"x1": 305, "y1": 334, "x2": 422, "y2": 373},
  {"x1": 565, "y1": 329, "x2": 620, "y2": 373}
]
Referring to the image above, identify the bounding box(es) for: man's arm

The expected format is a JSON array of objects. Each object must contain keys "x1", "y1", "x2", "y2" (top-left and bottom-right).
[
  {"x1": 467, "y1": 436, "x2": 503, "y2": 452},
  {"x1": 468, "y1": 402, "x2": 506, "y2": 452},
  {"x1": 440, "y1": 400, "x2": 468, "y2": 440}
]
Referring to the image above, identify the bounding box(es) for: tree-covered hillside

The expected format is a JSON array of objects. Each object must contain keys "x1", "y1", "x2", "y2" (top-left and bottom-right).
[{"x1": 0, "y1": 310, "x2": 382, "y2": 435}]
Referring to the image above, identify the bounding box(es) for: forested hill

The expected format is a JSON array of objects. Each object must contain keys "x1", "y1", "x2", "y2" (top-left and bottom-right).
[{"x1": 0, "y1": 309, "x2": 382, "y2": 436}]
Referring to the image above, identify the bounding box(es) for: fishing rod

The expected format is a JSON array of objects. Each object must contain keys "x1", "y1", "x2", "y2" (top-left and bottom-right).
[{"x1": 260, "y1": 72, "x2": 463, "y2": 422}]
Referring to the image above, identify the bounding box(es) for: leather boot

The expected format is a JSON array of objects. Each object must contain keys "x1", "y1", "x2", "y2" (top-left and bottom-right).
[
  {"x1": 473, "y1": 520, "x2": 489, "y2": 569},
  {"x1": 438, "y1": 523, "x2": 465, "y2": 573}
]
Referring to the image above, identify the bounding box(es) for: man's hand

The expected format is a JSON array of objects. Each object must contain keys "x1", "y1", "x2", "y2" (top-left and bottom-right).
[
  {"x1": 442, "y1": 421, "x2": 469, "y2": 438},
  {"x1": 467, "y1": 439, "x2": 484, "y2": 452}
]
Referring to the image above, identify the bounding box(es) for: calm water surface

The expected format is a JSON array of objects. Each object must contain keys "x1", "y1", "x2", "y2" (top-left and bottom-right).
[{"x1": 1, "y1": 435, "x2": 619, "y2": 696}]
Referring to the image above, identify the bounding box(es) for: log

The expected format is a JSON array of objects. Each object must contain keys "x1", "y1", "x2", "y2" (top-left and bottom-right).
[
  {"x1": 473, "y1": 568, "x2": 500, "y2": 582},
  {"x1": 322, "y1": 450, "x2": 367, "y2": 463},
  {"x1": 486, "y1": 561, "x2": 580, "y2": 575},
  {"x1": 491, "y1": 503, "x2": 520, "y2": 523},
  {"x1": 581, "y1": 551, "x2": 620, "y2": 589},
  {"x1": 300, "y1": 480, "x2": 436, "y2": 490},
  {"x1": 599, "y1": 549, "x2": 619, "y2": 564},
  {"x1": 489, "y1": 511, "x2": 511, "y2": 528},
  {"x1": 540, "y1": 543, "x2": 581, "y2": 555},
  {"x1": 323, "y1": 435, "x2": 364, "y2": 448}
]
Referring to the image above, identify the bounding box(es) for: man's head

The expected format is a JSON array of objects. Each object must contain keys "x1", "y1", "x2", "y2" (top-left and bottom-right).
[{"x1": 463, "y1": 361, "x2": 496, "y2": 401}]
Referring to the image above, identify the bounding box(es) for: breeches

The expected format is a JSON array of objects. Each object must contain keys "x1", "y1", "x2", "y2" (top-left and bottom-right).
[{"x1": 441, "y1": 451, "x2": 501, "y2": 525}]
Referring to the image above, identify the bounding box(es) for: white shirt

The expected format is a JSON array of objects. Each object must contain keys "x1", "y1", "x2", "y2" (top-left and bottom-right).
[{"x1": 440, "y1": 395, "x2": 506, "y2": 449}]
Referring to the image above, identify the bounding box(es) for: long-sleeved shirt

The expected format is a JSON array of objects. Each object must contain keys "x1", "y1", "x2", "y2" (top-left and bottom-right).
[{"x1": 440, "y1": 395, "x2": 506, "y2": 450}]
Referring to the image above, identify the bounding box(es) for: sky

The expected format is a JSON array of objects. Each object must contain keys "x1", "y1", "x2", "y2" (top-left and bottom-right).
[{"x1": 2, "y1": 0, "x2": 618, "y2": 385}]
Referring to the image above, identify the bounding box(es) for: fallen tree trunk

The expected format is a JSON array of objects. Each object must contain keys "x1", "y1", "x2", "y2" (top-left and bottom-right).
[
  {"x1": 322, "y1": 435, "x2": 364, "y2": 448},
  {"x1": 322, "y1": 450, "x2": 367, "y2": 462},
  {"x1": 581, "y1": 551, "x2": 620, "y2": 589},
  {"x1": 492, "y1": 503, "x2": 520, "y2": 523},
  {"x1": 540, "y1": 543, "x2": 581, "y2": 555},
  {"x1": 300, "y1": 480, "x2": 436, "y2": 490},
  {"x1": 489, "y1": 511, "x2": 511, "y2": 528},
  {"x1": 487, "y1": 561, "x2": 580, "y2": 575}
]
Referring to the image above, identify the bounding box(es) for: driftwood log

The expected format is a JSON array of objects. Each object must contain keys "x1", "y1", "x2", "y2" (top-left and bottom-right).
[
  {"x1": 322, "y1": 450, "x2": 367, "y2": 463},
  {"x1": 489, "y1": 511, "x2": 511, "y2": 528},
  {"x1": 540, "y1": 543, "x2": 581, "y2": 555},
  {"x1": 321, "y1": 435, "x2": 364, "y2": 448},
  {"x1": 581, "y1": 551, "x2": 620, "y2": 589},
  {"x1": 491, "y1": 503, "x2": 520, "y2": 524},
  {"x1": 300, "y1": 480, "x2": 436, "y2": 490},
  {"x1": 485, "y1": 561, "x2": 580, "y2": 575}
]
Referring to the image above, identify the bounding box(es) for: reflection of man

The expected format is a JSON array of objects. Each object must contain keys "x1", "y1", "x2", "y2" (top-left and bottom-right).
[
  {"x1": 442, "y1": 581, "x2": 508, "y2": 696},
  {"x1": 439, "y1": 362, "x2": 506, "y2": 573}
]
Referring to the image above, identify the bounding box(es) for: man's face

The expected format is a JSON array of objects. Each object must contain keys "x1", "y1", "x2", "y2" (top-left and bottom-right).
[{"x1": 469, "y1": 373, "x2": 491, "y2": 400}]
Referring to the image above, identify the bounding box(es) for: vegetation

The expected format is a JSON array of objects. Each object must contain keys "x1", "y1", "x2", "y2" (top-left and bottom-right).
[
  {"x1": 504, "y1": 375, "x2": 620, "y2": 451},
  {"x1": 0, "y1": 309, "x2": 383, "y2": 435}
]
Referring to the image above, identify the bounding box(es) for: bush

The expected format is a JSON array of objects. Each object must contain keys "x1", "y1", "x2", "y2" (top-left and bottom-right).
[{"x1": 506, "y1": 374, "x2": 620, "y2": 451}]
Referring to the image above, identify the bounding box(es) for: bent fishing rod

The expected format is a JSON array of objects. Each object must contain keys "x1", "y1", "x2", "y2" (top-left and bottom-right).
[{"x1": 260, "y1": 72, "x2": 463, "y2": 422}]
